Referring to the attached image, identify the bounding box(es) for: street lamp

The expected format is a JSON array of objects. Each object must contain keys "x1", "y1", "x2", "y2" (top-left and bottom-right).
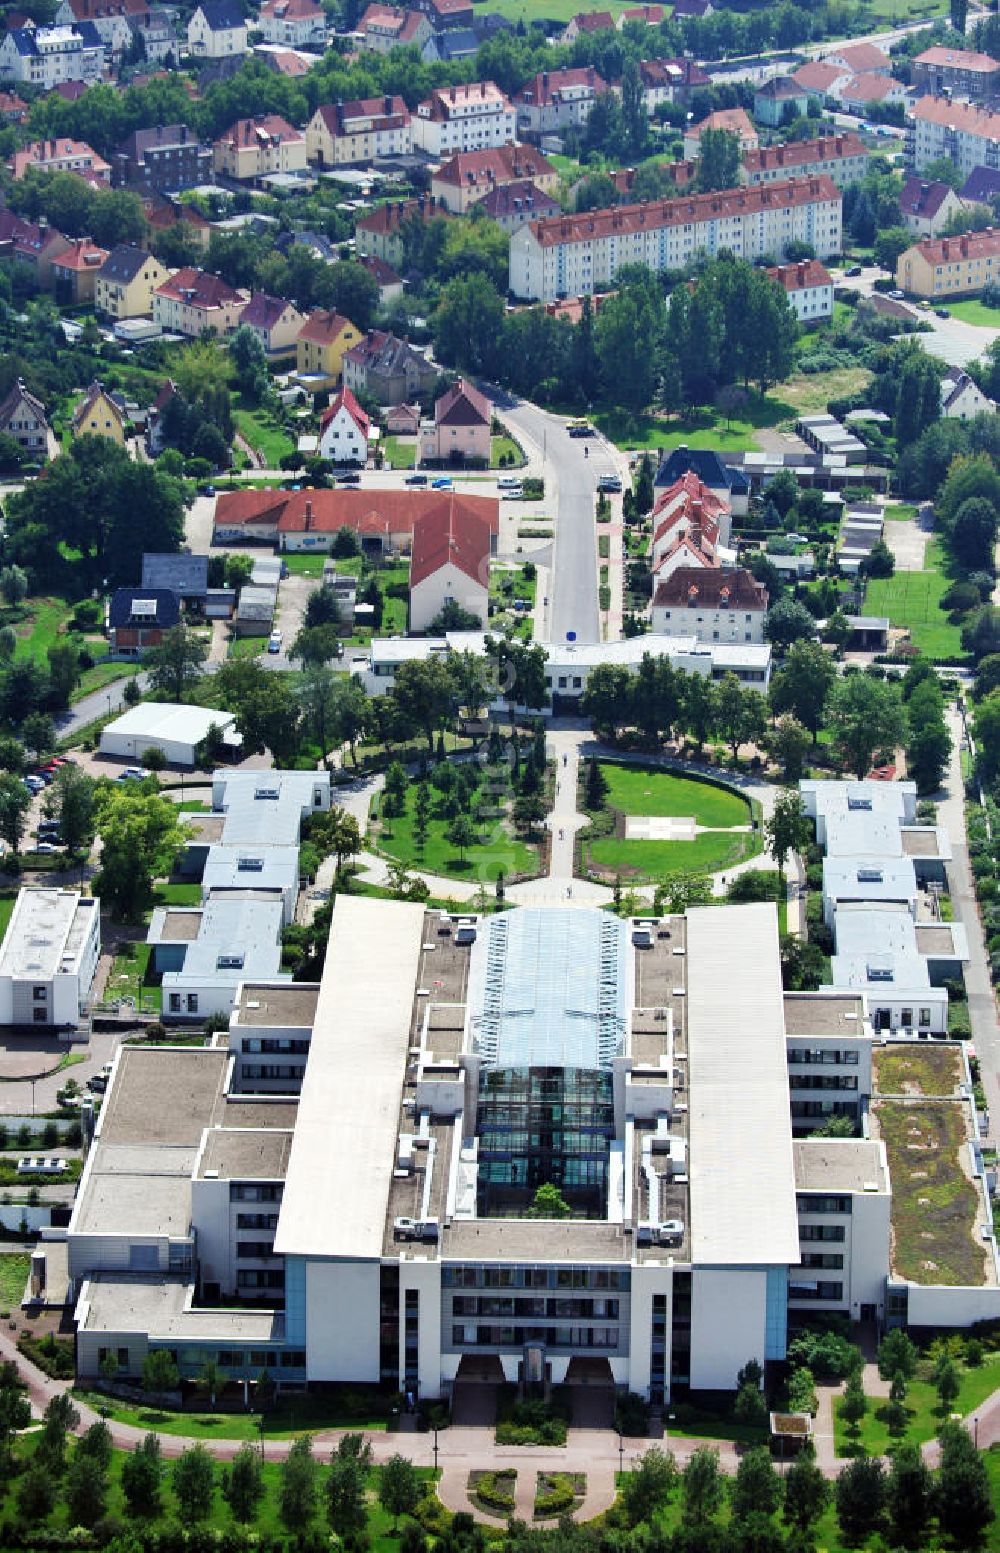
[
  {"x1": 617, "y1": 1429, "x2": 624, "y2": 1477},
  {"x1": 432, "y1": 1423, "x2": 439, "y2": 1474},
  {"x1": 29, "y1": 1077, "x2": 36, "y2": 1118},
  {"x1": 257, "y1": 1413, "x2": 265, "y2": 1462}
]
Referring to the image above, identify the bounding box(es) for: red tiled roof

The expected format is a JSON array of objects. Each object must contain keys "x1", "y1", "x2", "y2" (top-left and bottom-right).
[
  {"x1": 419, "y1": 81, "x2": 510, "y2": 121},
  {"x1": 687, "y1": 107, "x2": 756, "y2": 144},
  {"x1": 435, "y1": 377, "x2": 490, "y2": 428},
  {"x1": 216, "y1": 114, "x2": 303, "y2": 148},
  {"x1": 356, "y1": 197, "x2": 449, "y2": 236},
  {"x1": 52, "y1": 237, "x2": 108, "y2": 272},
  {"x1": 791, "y1": 60, "x2": 847, "y2": 92},
  {"x1": 360, "y1": 254, "x2": 401, "y2": 286},
  {"x1": 155, "y1": 266, "x2": 244, "y2": 308},
  {"x1": 526, "y1": 176, "x2": 840, "y2": 249},
  {"x1": 638, "y1": 57, "x2": 709, "y2": 90},
  {"x1": 567, "y1": 9, "x2": 613, "y2": 29},
  {"x1": 742, "y1": 133, "x2": 866, "y2": 176},
  {"x1": 653, "y1": 566, "x2": 767, "y2": 609},
  {"x1": 826, "y1": 41, "x2": 890, "y2": 72},
  {"x1": 911, "y1": 94, "x2": 1000, "y2": 137},
  {"x1": 214, "y1": 487, "x2": 499, "y2": 538},
  {"x1": 259, "y1": 0, "x2": 323, "y2": 16},
  {"x1": 903, "y1": 229, "x2": 1000, "y2": 266},
  {"x1": 766, "y1": 258, "x2": 833, "y2": 293},
  {"x1": 622, "y1": 6, "x2": 666, "y2": 22},
  {"x1": 914, "y1": 45, "x2": 997, "y2": 74},
  {"x1": 410, "y1": 497, "x2": 491, "y2": 590},
  {"x1": 839, "y1": 72, "x2": 904, "y2": 103},
  {"x1": 297, "y1": 309, "x2": 357, "y2": 346},
  {"x1": 520, "y1": 67, "x2": 607, "y2": 107},
  {"x1": 320, "y1": 385, "x2": 370, "y2": 437},
  {"x1": 434, "y1": 143, "x2": 555, "y2": 189}
]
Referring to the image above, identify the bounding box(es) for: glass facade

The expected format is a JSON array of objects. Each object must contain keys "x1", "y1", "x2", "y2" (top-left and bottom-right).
[{"x1": 475, "y1": 1065, "x2": 616, "y2": 1215}]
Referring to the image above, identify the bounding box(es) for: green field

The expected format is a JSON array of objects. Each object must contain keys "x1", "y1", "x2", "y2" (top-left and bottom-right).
[
  {"x1": 72, "y1": 1387, "x2": 394, "y2": 1441},
  {"x1": 377, "y1": 801, "x2": 540, "y2": 884},
  {"x1": 281, "y1": 553, "x2": 328, "y2": 577},
  {"x1": 595, "y1": 408, "x2": 764, "y2": 453},
  {"x1": 382, "y1": 435, "x2": 416, "y2": 469},
  {"x1": 863, "y1": 539, "x2": 967, "y2": 660},
  {"x1": 0, "y1": 1252, "x2": 29, "y2": 1308},
  {"x1": 582, "y1": 764, "x2": 759, "y2": 882},
  {"x1": 106, "y1": 941, "x2": 161, "y2": 1012},
  {"x1": 834, "y1": 1354, "x2": 1000, "y2": 1458},
  {"x1": 233, "y1": 401, "x2": 295, "y2": 468},
  {"x1": 936, "y1": 297, "x2": 1000, "y2": 328}
]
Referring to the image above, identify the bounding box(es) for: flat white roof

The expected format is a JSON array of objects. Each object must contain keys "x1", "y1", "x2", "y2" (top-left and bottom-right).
[
  {"x1": 824, "y1": 855, "x2": 917, "y2": 903},
  {"x1": 0, "y1": 889, "x2": 96, "y2": 982},
  {"x1": 100, "y1": 702, "x2": 238, "y2": 748},
  {"x1": 274, "y1": 895, "x2": 425, "y2": 1261},
  {"x1": 824, "y1": 811, "x2": 904, "y2": 858},
  {"x1": 686, "y1": 902, "x2": 799, "y2": 1267}
]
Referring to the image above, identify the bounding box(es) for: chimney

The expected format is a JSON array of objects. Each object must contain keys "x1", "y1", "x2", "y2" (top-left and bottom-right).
[{"x1": 304, "y1": 498, "x2": 313, "y2": 531}]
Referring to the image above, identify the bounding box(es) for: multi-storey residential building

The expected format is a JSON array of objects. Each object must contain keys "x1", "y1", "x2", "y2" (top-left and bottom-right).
[
  {"x1": 651, "y1": 567, "x2": 768, "y2": 643},
  {"x1": 420, "y1": 377, "x2": 491, "y2": 465},
  {"x1": 112, "y1": 125, "x2": 212, "y2": 193},
  {"x1": 911, "y1": 95, "x2": 1000, "y2": 180},
  {"x1": 95, "y1": 245, "x2": 171, "y2": 319},
  {"x1": 258, "y1": 0, "x2": 325, "y2": 46},
  {"x1": 753, "y1": 76, "x2": 810, "y2": 128},
  {"x1": 741, "y1": 133, "x2": 867, "y2": 189},
  {"x1": 431, "y1": 142, "x2": 558, "y2": 213},
  {"x1": 510, "y1": 176, "x2": 843, "y2": 303},
  {"x1": 305, "y1": 97, "x2": 411, "y2": 167},
  {"x1": 213, "y1": 115, "x2": 307, "y2": 180},
  {"x1": 896, "y1": 228, "x2": 1000, "y2": 298},
  {"x1": 766, "y1": 259, "x2": 835, "y2": 324},
  {"x1": 9, "y1": 136, "x2": 110, "y2": 183},
  {"x1": 475, "y1": 180, "x2": 560, "y2": 232},
  {"x1": 342, "y1": 330, "x2": 438, "y2": 406},
  {"x1": 516, "y1": 67, "x2": 608, "y2": 139},
  {"x1": 823, "y1": 40, "x2": 891, "y2": 76},
  {"x1": 0, "y1": 378, "x2": 50, "y2": 460},
  {"x1": 913, "y1": 46, "x2": 999, "y2": 104},
  {"x1": 54, "y1": 0, "x2": 151, "y2": 55},
  {"x1": 0, "y1": 24, "x2": 103, "y2": 89},
  {"x1": 187, "y1": 0, "x2": 247, "y2": 57},
  {"x1": 355, "y1": 197, "x2": 450, "y2": 269},
  {"x1": 411, "y1": 82, "x2": 515, "y2": 157},
  {"x1": 637, "y1": 57, "x2": 710, "y2": 113},
  {"x1": 153, "y1": 267, "x2": 248, "y2": 336},
  {"x1": 355, "y1": 3, "x2": 433, "y2": 56}
]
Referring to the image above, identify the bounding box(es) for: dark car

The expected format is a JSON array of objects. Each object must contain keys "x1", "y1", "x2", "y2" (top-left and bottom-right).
[
  {"x1": 405, "y1": 473, "x2": 428, "y2": 486},
  {"x1": 845, "y1": 265, "x2": 863, "y2": 277},
  {"x1": 935, "y1": 307, "x2": 950, "y2": 318},
  {"x1": 337, "y1": 472, "x2": 361, "y2": 485}
]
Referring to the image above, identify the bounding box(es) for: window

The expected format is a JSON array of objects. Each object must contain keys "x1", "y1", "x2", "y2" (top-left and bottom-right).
[
  {"x1": 33, "y1": 1008, "x2": 47, "y2": 1022},
  {"x1": 32, "y1": 986, "x2": 46, "y2": 1000}
]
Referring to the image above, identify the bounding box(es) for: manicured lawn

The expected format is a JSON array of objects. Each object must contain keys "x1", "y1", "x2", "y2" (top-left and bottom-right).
[
  {"x1": 153, "y1": 882, "x2": 203, "y2": 907},
  {"x1": 863, "y1": 539, "x2": 967, "y2": 661},
  {"x1": 884, "y1": 502, "x2": 918, "y2": 522},
  {"x1": 872, "y1": 1043, "x2": 963, "y2": 1097},
  {"x1": 585, "y1": 828, "x2": 758, "y2": 880},
  {"x1": 375, "y1": 786, "x2": 540, "y2": 884},
  {"x1": 595, "y1": 408, "x2": 763, "y2": 453},
  {"x1": 233, "y1": 401, "x2": 295, "y2": 468},
  {"x1": 72, "y1": 1387, "x2": 395, "y2": 1440},
  {"x1": 383, "y1": 434, "x2": 416, "y2": 469},
  {"x1": 491, "y1": 433, "x2": 523, "y2": 467},
  {"x1": 229, "y1": 634, "x2": 263, "y2": 659},
  {"x1": 873, "y1": 1098, "x2": 987, "y2": 1286},
  {"x1": 598, "y1": 763, "x2": 750, "y2": 828},
  {"x1": 0, "y1": 1252, "x2": 29, "y2": 1308},
  {"x1": 834, "y1": 1354, "x2": 1000, "y2": 1458},
  {"x1": 938, "y1": 297, "x2": 1000, "y2": 328},
  {"x1": 281, "y1": 553, "x2": 328, "y2": 577}
]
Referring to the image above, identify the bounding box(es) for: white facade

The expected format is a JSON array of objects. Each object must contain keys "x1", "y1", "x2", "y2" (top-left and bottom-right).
[
  {"x1": 409, "y1": 561, "x2": 488, "y2": 632},
  {"x1": 318, "y1": 401, "x2": 368, "y2": 464},
  {"x1": 187, "y1": 5, "x2": 247, "y2": 56},
  {"x1": 792, "y1": 1139, "x2": 891, "y2": 1320},
  {"x1": 100, "y1": 702, "x2": 240, "y2": 767},
  {"x1": 651, "y1": 598, "x2": 766, "y2": 644},
  {"x1": 0, "y1": 889, "x2": 99, "y2": 1028},
  {"x1": 0, "y1": 25, "x2": 102, "y2": 88},
  {"x1": 411, "y1": 84, "x2": 516, "y2": 158},
  {"x1": 912, "y1": 98, "x2": 1000, "y2": 180},
  {"x1": 780, "y1": 278, "x2": 834, "y2": 323}
]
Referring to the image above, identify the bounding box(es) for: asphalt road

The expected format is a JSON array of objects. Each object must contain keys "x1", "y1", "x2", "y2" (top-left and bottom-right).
[{"x1": 492, "y1": 397, "x2": 623, "y2": 646}]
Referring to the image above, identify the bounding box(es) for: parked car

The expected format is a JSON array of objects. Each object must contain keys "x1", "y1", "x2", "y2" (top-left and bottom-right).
[
  {"x1": 845, "y1": 264, "x2": 863, "y2": 277},
  {"x1": 888, "y1": 289, "x2": 905, "y2": 300},
  {"x1": 935, "y1": 307, "x2": 950, "y2": 318},
  {"x1": 431, "y1": 477, "x2": 453, "y2": 489},
  {"x1": 337, "y1": 472, "x2": 361, "y2": 485},
  {"x1": 31, "y1": 842, "x2": 59, "y2": 854},
  {"x1": 598, "y1": 474, "x2": 623, "y2": 493},
  {"x1": 405, "y1": 473, "x2": 428, "y2": 486},
  {"x1": 117, "y1": 767, "x2": 146, "y2": 781},
  {"x1": 268, "y1": 630, "x2": 283, "y2": 654}
]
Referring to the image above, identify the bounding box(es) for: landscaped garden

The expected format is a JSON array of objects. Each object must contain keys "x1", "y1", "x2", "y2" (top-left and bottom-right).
[
  {"x1": 0, "y1": 1252, "x2": 29, "y2": 1309},
  {"x1": 872, "y1": 1044, "x2": 964, "y2": 1098},
  {"x1": 834, "y1": 1347, "x2": 1000, "y2": 1458},
  {"x1": 579, "y1": 762, "x2": 760, "y2": 883},
  {"x1": 373, "y1": 754, "x2": 543, "y2": 884}
]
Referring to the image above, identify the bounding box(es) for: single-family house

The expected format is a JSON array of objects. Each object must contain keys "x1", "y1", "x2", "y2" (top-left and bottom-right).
[
  {"x1": 899, "y1": 175, "x2": 965, "y2": 236},
  {"x1": 560, "y1": 10, "x2": 613, "y2": 42},
  {"x1": 753, "y1": 76, "x2": 810, "y2": 128},
  {"x1": 836, "y1": 73, "x2": 909, "y2": 111},
  {"x1": 359, "y1": 254, "x2": 403, "y2": 306},
  {"x1": 682, "y1": 107, "x2": 758, "y2": 158},
  {"x1": 71, "y1": 380, "x2": 127, "y2": 443},
  {"x1": 790, "y1": 60, "x2": 850, "y2": 103},
  {"x1": 420, "y1": 377, "x2": 491, "y2": 466},
  {"x1": 823, "y1": 41, "x2": 892, "y2": 77},
  {"x1": 295, "y1": 310, "x2": 363, "y2": 389},
  {"x1": 0, "y1": 378, "x2": 50, "y2": 460},
  {"x1": 95, "y1": 245, "x2": 170, "y2": 319},
  {"x1": 305, "y1": 97, "x2": 411, "y2": 168},
  {"x1": 49, "y1": 235, "x2": 108, "y2": 303},
  {"x1": 142, "y1": 552, "x2": 210, "y2": 606},
  {"x1": 187, "y1": 0, "x2": 247, "y2": 57},
  {"x1": 318, "y1": 387, "x2": 370, "y2": 466},
  {"x1": 637, "y1": 57, "x2": 710, "y2": 113},
  {"x1": 386, "y1": 403, "x2": 420, "y2": 435},
  {"x1": 239, "y1": 291, "x2": 305, "y2": 358},
  {"x1": 939, "y1": 365, "x2": 996, "y2": 419},
  {"x1": 356, "y1": 4, "x2": 433, "y2": 57},
  {"x1": 107, "y1": 586, "x2": 180, "y2": 654}
]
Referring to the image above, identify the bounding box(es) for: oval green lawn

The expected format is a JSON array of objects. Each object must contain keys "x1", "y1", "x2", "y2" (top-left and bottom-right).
[{"x1": 598, "y1": 763, "x2": 751, "y2": 828}]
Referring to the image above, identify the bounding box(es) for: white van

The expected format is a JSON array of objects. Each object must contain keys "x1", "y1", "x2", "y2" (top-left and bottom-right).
[{"x1": 497, "y1": 475, "x2": 523, "y2": 497}]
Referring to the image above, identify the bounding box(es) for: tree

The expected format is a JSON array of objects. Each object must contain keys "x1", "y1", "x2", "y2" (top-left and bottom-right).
[
  {"x1": 951, "y1": 0, "x2": 968, "y2": 31},
  {"x1": 17, "y1": 1464, "x2": 56, "y2": 1522},
  {"x1": 734, "y1": 1383, "x2": 768, "y2": 1428},
  {"x1": 380, "y1": 1453, "x2": 420, "y2": 1528},
  {"x1": 827, "y1": 675, "x2": 905, "y2": 779},
  {"x1": 765, "y1": 789, "x2": 811, "y2": 892},
  {"x1": 770, "y1": 715, "x2": 810, "y2": 781},
  {"x1": 21, "y1": 710, "x2": 54, "y2": 763},
  {"x1": 863, "y1": 539, "x2": 895, "y2": 579},
  {"x1": 323, "y1": 807, "x2": 362, "y2": 880},
  {"x1": 585, "y1": 757, "x2": 610, "y2": 810},
  {"x1": 877, "y1": 1328, "x2": 918, "y2": 1384},
  {"x1": 936, "y1": 1419, "x2": 994, "y2": 1547},
  {"x1": 0, "y1": 1377, "x2": 30, "y2": 1468},
  {"x1": 732, "y1": 1447, "x2": 781, "y2": 1521},
  {"x1": 121, "y1": 1433, "x2": 163, "y2": 1519},
  {"x1": 66, "y1": 1450, "x2": 109, "y2": 1527},
  {"x1": 393, "y1": 657, "x2": 455, "y2": 755},
  {"x1": 513, "y1": 791, "x2": 546, "y2": 838},
  {"x1": 835, "y1": 1457, "x2": 885, "y2": 1545},
  {"x1": 299, "y1": 661, "x2": 341, "y2": 762},
  {"x1": 623, "y1": 1446, "x2": 677, "y2": 1525},
  {"x1": 198, "y1": 1358, "x2": 224, "y2": 1408},
  {"x1": 79, "y1": 1419, "x2": 113, "y2": 1473},
  {"x1": 764, "y1": 597, "x2": 816, "y2": 649},
  {"x1": 433, "y1": 273, "x2": 505, "y2": 377},
  {"x1": 527, "y1": 1181, "x2": 571, "y2": 1218},
  {"x1": 225, "y1": 667, "x2": 301, "y2": 764},
  {"x1": 770, "y1": 641, "x2": 836, "y2": 742},
  {"x1": 934, "y1": 1354, "x2": 961, "y2": 1411},
  {"x1": 581, "y1": 663, "x2": 632, "y2": 740},
  {"x1": 715, "y1": 674, "x2": 766, "y2": 763},
  {"x1": 787, "y1": 1367, "x2": 817, "y2": 1416},
  {"x1": 698, "y1": 127, "x2": 741, "y2": 192},
  {"x1": 873, "y1": 225, "x2": 913, "y2": 272},
  {"x1": 172, "y1": 1443, "x2": 215, "y2": 1524},
  {"x1": 94, "y1": 787, "x2": 184, "y2": 920},
  {"x1": 840, "y1": 1372, "x2": 867, "y2": 1432},
  {"x1": 886, "y1": 1441, "x2": 932, "y2": 1549},
  {"x1": 281, "y1": 1434, "x2": 319, "y2": 1532},
  {"x1": 228, "y1": 323, "x2": 269, "y2": 398},
  {"x1": 446, "y1": 813, "x2": 477, "y2": 862},
  {"x1": 682, "y1": 1446, "x2": 723, "y2": 1525},
  {"x1": 783, "y1": 1444, "x2": 829, "y2": 1533},
  {"x1": 143, "y1": 624, "x2": 208, "y2": 703},
  {"x1": 951, "y1": 495, "x2": 998, "y2": 569},
  {"x1": 224, "y1": 1443, "x2": 265, "y2": 1524},
  {"x1": 141, "y1": 1347, "x2": 179, "y2": 1395},
  {"x1": 0, "y1": 564, "x2": 27, "y2": 605},
  {"x1": 326, "y1": 1440, "x2": 371, "y2": 1540},
  {"x1": 681, "y1": 674, "x2": 718, "y2": 754},
  {"x1": 0, "y1": 772, "x2": 31, "y2": 861}
]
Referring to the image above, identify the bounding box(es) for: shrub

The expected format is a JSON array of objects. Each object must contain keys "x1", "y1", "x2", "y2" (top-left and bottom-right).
[
  {"x1": 534, "y1": 1476, "x2": 577, "y2": 1517},
  {"x1": 472, "y1": 1471, "x2": 516, "y2": 1513}
]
